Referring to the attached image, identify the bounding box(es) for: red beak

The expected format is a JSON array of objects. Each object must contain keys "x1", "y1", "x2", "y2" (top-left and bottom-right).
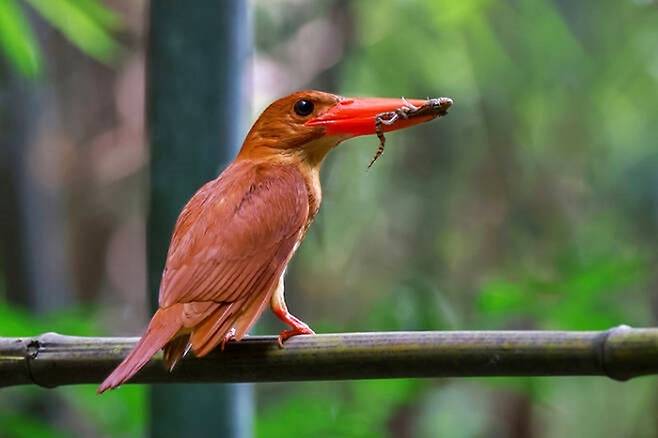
[{"x1": 306, "y1": 96, "x2": 453, "y2": 137}]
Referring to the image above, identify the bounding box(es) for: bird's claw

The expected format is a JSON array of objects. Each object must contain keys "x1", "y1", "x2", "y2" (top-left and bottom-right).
[
  {"x1": 277, "y1": 325, "x2": 315, "y2": 348},
  {"x1": 220, "y1": 328, "x2": 236, "y2": 351}
]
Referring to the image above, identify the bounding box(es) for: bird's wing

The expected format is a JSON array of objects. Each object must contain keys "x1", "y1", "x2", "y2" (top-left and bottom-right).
[{"x1": 158, "y1": 161, "x2": 309, "y2": 309}]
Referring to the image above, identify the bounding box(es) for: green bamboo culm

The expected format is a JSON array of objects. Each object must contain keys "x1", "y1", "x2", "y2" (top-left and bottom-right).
[{"x1": 2, "y1": 327, "x2": 658, "y2": 388}]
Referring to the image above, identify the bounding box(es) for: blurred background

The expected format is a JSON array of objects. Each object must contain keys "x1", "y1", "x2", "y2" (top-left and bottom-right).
[{"x1": 1, "y1": 0, "x2": 658, "y2": 437}]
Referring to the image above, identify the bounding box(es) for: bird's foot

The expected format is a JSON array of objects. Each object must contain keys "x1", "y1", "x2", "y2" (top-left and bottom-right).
[
  {"x1": 277, "y1": 324, "x2": 315, "y2": 348},
  {"x1": 220, "y1": 328, "x2": 236, "y2": 351}
]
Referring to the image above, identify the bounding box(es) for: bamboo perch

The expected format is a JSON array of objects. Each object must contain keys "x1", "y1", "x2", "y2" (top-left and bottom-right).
[{"x1": 1, "y1": 326, "x2": 657, "y2": 389}]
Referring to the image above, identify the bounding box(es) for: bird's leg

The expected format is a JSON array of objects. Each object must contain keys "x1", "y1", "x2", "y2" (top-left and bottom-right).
[
  {"x1": 220, "y1": 327, "x2": 236, "y2": 351},
  {"x1": 380, "y1": 112, "x2": 400, "y2": 125},
  {"x1": 270, "y1": 280, "x2": 314, "y2": 347},
  {"x1": 401, "y1": 96, "x2": 419, "y2": 112}
]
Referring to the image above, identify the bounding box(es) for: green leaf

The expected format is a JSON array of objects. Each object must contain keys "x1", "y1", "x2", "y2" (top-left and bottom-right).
[
  {"x1": 24, "y1": 0, "x2": 120, "y2": 64},
  {"x1": 0, "y1": 0, "x2": 42, "y2": 76}
]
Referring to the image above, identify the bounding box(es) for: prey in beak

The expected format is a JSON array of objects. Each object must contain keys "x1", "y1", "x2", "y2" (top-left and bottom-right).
[
  {"x1": 370, "y1": 96, "x2": 453, "y2": 168},
  {"x1": 306, "y1": 95, "x2": 453, "y2": 168}
]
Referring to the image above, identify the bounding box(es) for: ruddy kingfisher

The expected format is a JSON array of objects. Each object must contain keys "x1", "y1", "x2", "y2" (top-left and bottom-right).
[{"x1": 98, "y1": 90, "x2": 452, "y2": 393}]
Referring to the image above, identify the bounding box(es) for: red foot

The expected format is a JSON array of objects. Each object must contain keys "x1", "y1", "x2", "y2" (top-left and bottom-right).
[{"x1": 277, "y1": 325, "x2": 315, "y2": 348}]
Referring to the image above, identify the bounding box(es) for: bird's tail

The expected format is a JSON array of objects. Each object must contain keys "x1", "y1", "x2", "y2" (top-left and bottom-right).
[{"x1": 97, "y1": 306, "x2": 183, "y2": 394}]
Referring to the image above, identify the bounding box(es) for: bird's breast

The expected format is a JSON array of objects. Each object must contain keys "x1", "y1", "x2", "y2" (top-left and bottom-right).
[{"x1": 300, "y1": 166, "x2": 322, "y2": 233}]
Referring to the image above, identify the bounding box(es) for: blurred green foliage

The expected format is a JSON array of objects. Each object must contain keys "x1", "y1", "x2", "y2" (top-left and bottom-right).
[
  {"x1": 258, "y1": 379, "x2": 422, "y2": 438},
  {"x1": 0, "y1": 300, "x2": 96, "y2": 336},
  {"x1": 0, "y1": 1, "x2": 137, "y2": 435},
  {"x1": 0, "y1": 384, "x2": 146, "y2": 438},
  {"x1": 0, "y1": 295, "x2": 146, "y2": 437},
  {"x1": 477, "y1": 251, "x2": 649, "y2": 329},
  {"x1": 0, "y1": 0, "x2": 119, "y2": 77}
]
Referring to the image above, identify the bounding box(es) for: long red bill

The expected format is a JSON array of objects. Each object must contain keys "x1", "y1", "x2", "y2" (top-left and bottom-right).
[{"x1": 306, "y1": 96, "x2": 453, "y2": 137}]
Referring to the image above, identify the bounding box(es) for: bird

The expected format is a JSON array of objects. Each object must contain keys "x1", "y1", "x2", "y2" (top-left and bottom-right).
[{"x1": 98, "y1": 90, "x2": 452, "y2": 393}]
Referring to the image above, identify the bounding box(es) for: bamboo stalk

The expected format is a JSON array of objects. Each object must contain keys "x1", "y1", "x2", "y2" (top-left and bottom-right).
[{"x1": 1, "y1": 326, "x2": 657, "y2": 389}]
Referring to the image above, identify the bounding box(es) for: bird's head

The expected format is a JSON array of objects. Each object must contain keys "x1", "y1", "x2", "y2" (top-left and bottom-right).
[{"x1": 238, "y1": 90, "x2": 452, "y2": 167}]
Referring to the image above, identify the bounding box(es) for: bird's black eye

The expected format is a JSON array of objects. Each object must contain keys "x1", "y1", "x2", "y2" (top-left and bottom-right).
[{"x1": 293, "y1": 99, "x2": 314, "y2": 117}]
